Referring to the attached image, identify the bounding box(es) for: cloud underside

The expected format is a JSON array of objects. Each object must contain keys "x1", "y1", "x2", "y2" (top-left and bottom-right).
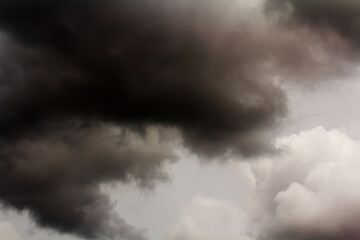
[{"x1": 0, "y1": 0, "x2": 359, "y2": 239}]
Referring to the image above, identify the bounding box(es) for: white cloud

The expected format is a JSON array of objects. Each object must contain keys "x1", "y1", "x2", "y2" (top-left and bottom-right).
[
  {"x1": 168, "y1": 195, "x2": 254, "y2": 240},
  {"x1": 168, "y1": 126, "x2": 360, "y2": 240},
  {"x1": 248, "y1": 126, "x2": 360, "y2": 239},
  {"x1": 0, "y1": 222, "x2": 22, "y2": 240}
]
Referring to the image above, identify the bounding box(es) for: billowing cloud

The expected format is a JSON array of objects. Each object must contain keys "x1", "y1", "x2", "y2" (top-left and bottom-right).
[
  {"x1": 174, "y1": 127, "x2": 360, "y2": 240},
  {"x1": 0, "y1": 125, "x2": 176, "y2": 240},
  {"x1": 0, "y1": 0, "x2": 358, "y2": 239},
  {"x1": 0, "y1": 0, "x2": 352, "y2": 159},
  {"x1": 270, "y1": 127, "x2": 360, "y2": 240},
  {"x1": 230, "y1": 127, "x2": 360, "y2": 240},
  {"x1": 266, "y1": 0, "x2": 360, "y2": 51},
  {"x1": 168, "y1": 195, "x2": 254, "y2": 240},
  {"x1": 0, "y1": 0, "x2": 288, "y2": 158}
]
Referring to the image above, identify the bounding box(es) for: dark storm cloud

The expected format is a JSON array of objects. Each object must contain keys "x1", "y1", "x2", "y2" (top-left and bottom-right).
[
  {"x1": 266, "y1": 0, "x2": 360, "y2": 49},
  {"x1": 0, "y1": 0, "x2": 351, "y2": 239},
  {"x1": 0, "y1": 0, "x2": 289, "y2": 157},
  {"x1": 0, "y1": 124, "x2": 175, "y2": 240}
]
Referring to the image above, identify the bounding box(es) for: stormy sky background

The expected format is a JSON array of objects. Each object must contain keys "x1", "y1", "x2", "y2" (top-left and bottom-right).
[{"x1": 1, "y1": 0, "x2": 360, "y2": 240}]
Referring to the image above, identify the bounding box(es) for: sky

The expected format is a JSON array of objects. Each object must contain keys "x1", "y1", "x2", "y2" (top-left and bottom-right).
[{"x1": 2, "y1": 0, "x2": 360, "y2": 240}]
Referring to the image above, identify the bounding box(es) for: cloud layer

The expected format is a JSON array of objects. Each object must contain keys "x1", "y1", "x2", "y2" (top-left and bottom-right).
[
  {"x1": 170, "y1": 127, "x2": 360, "y2": 240},
  {"x1": 230, "y1": 127, "x2": 360, "y2": 240},
  {"x1": 168, "y1": 195, "x2": 254, "y2": 240},
  {"x1": 0, "y1": 0, "x2": 359, "y2": 239},
  {"x1": 267, "y1": 0, "x2": 360, "y2": 51},
  {"x1": 0, "y1": 125, "x2": 177, "y2": 240}
]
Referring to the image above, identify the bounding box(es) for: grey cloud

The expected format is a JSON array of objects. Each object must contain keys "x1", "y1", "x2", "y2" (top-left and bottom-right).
[
  {"x1": 266, "y1": 0, "x2": 360, "y2": 50},
  {"x1": 0, "y1": 0, "x2": 356, "y2": 239},
  {"x1": 0, "y1": 124, "x2": 175, "y2": 240}
]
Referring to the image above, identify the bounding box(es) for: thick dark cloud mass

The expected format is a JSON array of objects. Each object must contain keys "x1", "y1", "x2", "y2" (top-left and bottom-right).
[
  {"x1": 0, "y1": 0, "x2": 289, "y2": 157},
  {"x1": 0, "y1": 1, "x2": 288, "y2": 239},
  {"x1": 266, "y1": 0, "x2": 360, "y2": 49},
  {"x1": 0, "y1": 124, "x2": 175, "y2": 240},
  {"x1": 0, "y1": 0, "x2": 352, "y2": 239}
]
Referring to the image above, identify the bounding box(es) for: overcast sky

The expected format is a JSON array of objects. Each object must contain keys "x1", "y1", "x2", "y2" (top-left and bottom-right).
[
  {"x1": 2, "y1": 75, "x2": 360, "y2": 240},
  {"x1": 2, "y1": 1, "x2": 360, "y2": 240}
]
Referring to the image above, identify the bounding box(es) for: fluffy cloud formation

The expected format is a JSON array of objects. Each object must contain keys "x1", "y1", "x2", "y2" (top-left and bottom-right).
[
  {"x1": 0, "y1": 222, "x2": 22, "y2": 240},
  {"x1": 245, "y1": 127, "x2": 360, "y2": 240},
  {"x1": 168, "y1": 195, "x2": 254, "y2": 240},
  {"x1": 0, "y1": 125, "x2": 177, "y2": 240},
  {"x1": 0, "y1": 0, "x2": 358, "y2": 239},
  {"x1": 177, "y1": 127, "x2": 360, "y2": 240}
]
